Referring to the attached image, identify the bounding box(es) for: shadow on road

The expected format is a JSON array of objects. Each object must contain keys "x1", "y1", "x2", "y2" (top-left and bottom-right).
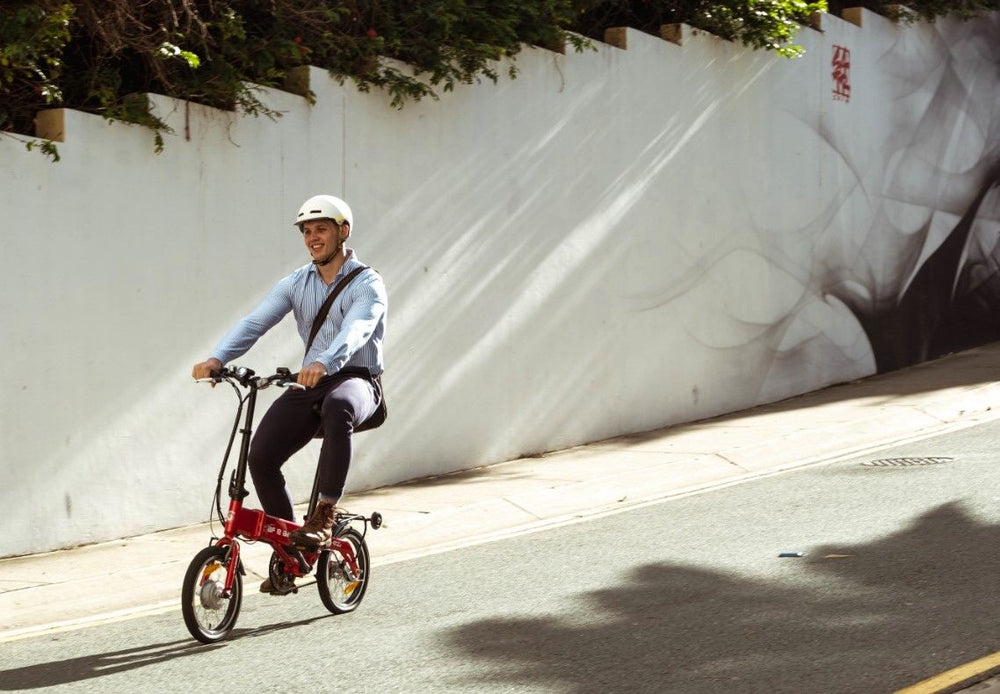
[
  {"x1": 0, "y1": 639, "x2": 217, "y2": 690},
  {"x1": 0, "y1": 614, "x2": 330, "y2": 690},
  {"x1": 444, "y1": 501, "x2": 1000, "y2": 693}
]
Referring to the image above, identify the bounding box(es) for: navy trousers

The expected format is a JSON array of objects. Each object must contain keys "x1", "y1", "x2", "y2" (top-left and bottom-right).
[{"x1": 248, "y1": 371, "x2": 379, "y2": 521}]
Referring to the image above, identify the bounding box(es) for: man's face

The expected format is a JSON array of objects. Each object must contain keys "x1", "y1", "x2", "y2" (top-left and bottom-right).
[{"x1": 301, "y1": 219, "x2": 343, "y2": 261}]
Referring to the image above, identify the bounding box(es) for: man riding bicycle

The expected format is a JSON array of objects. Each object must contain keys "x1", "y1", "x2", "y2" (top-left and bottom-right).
[{"x1": 192, "y1": 194, "x2": 387, "y2": 594}]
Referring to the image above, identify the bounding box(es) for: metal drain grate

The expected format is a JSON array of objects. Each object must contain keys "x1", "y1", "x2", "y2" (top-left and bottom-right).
[{"x1": 860, "y1": 456, "x2": 954, "y2": 468}]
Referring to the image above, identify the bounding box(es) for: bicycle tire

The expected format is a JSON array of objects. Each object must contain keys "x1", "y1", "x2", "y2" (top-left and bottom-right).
[
  {"x1": 181, "y1": 544, "x2": 243, "y2": 643},
  {"x1": 317, "y1": 527, "x2": 370, "y2": 614}
]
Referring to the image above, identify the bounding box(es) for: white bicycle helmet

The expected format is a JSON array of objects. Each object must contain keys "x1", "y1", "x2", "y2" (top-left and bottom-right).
[{"x1": 294, "y1": 195, "x2": 353, "y2": 230}]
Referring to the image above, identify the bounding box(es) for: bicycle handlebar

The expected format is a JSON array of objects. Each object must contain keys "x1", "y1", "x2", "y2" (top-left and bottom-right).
[{"x1": 198, "y1": 366, "x2": 305, "y2": 391}]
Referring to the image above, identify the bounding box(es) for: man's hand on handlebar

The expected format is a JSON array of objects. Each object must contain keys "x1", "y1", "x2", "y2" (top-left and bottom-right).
[
  {"x1": 192, "y1": 358, "x2": 223, "y2": 381},
  {"x1": 191, "y1": 361, "x2": 322, "y2": 389},
  {"x1": 297, "y1": 362, "x2": 328, "y2": 389}
]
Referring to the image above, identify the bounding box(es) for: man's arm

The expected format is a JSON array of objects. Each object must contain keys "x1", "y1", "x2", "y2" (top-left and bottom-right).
[
  {"x1": 310, "y1": 272, "x2": 387, "y2": 376},
  {"x1": 192, "y1": 275, "x2": 295, "y2": 378}
]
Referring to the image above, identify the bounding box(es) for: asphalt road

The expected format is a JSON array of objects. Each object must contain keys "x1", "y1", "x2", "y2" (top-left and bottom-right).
[{"x1": 4, "y1": 419, "x2": 1000, "y2": 693}]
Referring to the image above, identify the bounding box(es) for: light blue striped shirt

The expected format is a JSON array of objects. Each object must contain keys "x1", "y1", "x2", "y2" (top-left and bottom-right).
[{"x1": 212, "y1": 250, "x2": 386, "y2": 375}]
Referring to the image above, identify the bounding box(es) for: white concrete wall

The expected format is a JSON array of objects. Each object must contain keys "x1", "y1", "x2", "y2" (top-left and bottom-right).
[{"x1": 2, "y1": 10, "x2": 998, "y2": 556}]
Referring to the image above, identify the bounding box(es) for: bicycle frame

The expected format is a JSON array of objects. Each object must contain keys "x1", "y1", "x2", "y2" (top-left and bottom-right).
[
  {"x1": 208, "y1": 367, "x2": 362, "y2": 596},
  {"x1": 183, "y1": 365, "x2": 382, "y2": 644}
]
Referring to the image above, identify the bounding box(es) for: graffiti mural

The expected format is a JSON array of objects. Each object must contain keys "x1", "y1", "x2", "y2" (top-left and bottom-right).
[{"x1": 825, "y1": 17, "x2": 1000, "y2": 373}]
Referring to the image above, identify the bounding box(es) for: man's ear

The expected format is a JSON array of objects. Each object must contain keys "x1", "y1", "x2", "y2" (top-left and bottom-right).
[{"x1": 341, "y1": 222, "x2": 351, "y2": 239}]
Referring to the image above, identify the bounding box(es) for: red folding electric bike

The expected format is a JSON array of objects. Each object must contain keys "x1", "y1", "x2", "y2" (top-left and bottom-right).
[{"x1": 181, "y1": 365, "x2": 382, "y2": 644}]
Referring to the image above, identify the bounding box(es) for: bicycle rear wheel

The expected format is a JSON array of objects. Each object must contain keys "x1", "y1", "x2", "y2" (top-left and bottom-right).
[
  {"x1": 181, "y1": 545, "x2": 243, "y2": 643},
  {"x1": 317, "y1": 527, "x2": 370, "y2": 614}
]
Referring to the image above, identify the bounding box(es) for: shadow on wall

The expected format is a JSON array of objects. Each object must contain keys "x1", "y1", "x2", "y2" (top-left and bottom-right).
[
  {"x1": 366, "y1": 49, "x2": 778, "y2": 476},
  {"x1": 443, "y1": 501, "x2": 996, "y2": 692}
]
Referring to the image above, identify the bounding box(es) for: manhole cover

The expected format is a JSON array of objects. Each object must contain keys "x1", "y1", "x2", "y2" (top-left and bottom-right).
[{"x1": 860, "y1": 456, "x2": 954, "y2": 467}]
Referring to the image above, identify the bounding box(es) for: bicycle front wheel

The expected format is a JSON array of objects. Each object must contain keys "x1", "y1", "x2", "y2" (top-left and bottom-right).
[
  {"x1": 181, "y1": 545, "x2": 243, "y2": 643},
  {"x1": 317, "y1": 527, "x2": 370, "y2": 614}
]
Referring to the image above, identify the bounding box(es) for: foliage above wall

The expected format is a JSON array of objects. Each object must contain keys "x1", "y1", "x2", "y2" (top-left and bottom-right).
[{"x1": 2, "y1": 0, "x2": 997, "y2": 156}]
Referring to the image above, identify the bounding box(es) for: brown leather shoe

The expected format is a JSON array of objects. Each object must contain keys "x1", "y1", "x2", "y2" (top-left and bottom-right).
[
  {"x1": 289, "y1": 501, "x2": 342, "y2": 547},
  {"x1": 259, "y1": 575, "x2": 296, "y2": 595}
]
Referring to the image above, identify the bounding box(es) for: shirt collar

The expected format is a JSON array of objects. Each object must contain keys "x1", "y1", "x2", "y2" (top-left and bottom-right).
[{"x1": 306, "y1": 248, "x2": 360, "y2": 281}]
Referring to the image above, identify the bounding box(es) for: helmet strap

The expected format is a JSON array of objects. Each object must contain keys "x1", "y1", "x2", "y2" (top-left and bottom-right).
[{"x1": 311, "y1": 230, "x2": 345, "y2": 267}]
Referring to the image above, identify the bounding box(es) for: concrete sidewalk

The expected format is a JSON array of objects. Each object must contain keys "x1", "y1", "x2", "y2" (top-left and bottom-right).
[{"x1": 4, "y1": 343, "x2": 1000, "y2": 641}]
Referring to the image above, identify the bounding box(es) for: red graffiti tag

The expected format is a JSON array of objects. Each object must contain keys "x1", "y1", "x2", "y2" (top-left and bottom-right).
[{"x1": 832, "y1": 45, "x2": 851, "y2": 102}]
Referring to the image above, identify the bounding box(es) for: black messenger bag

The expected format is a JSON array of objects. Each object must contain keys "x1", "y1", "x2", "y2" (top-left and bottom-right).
[{"x1": 305, "y1": 267, "x2": 387, "y2": 437}]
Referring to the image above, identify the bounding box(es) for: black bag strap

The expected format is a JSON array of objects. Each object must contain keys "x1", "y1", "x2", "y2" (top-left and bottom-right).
[{"x1": 306, "y1": 266, "x2": 368, "y2": 353}]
